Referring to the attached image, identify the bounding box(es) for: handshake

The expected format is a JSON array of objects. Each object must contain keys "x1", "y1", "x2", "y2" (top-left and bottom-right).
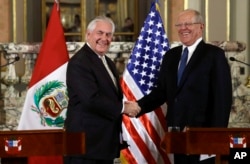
[{"x1": 123, "y1": 101, "x2": 141, "y2": 117}]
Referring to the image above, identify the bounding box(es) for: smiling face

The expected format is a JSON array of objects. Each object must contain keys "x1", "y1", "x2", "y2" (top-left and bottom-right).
[
  {"x1": 175, "y1": 10, "x2": 204, "y2": 46},
  {"x1": 86, "y1": 20, "x2": 114, "y2": 55}
]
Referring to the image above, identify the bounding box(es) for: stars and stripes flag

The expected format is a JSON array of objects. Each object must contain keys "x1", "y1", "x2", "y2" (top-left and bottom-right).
[
  {"x1": 18, "y1": 0, "x2": 68, "y2": 163},
  {"x1": 120, "y1": 1, "x2": 171, "y2": 164}
]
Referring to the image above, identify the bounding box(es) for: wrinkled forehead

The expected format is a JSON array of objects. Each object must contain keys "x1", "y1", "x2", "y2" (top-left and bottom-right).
[{"x1": 94, "y1": 21, "x2": 113, "y2": 33}]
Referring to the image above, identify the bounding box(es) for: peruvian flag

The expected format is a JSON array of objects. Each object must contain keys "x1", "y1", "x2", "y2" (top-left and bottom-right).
[{"x1": 18, "y1": 1, "x2": 69, "y2": 163}]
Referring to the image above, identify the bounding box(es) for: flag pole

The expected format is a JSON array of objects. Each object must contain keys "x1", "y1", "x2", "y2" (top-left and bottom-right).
[
  {"x1": 120, "y1": 1, "x2": 170, "y2": 163},
  {"x1": 55, "y1": 0, "x2": 59, "y2": 10}
]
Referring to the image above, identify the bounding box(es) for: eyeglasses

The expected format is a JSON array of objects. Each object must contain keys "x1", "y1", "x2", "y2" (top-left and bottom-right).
[{"x1": 175, "y1": 22, "x2": 201, "y2": 28}]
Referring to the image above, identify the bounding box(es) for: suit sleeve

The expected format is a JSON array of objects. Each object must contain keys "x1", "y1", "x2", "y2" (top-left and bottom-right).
[
  {"x1": 137, "y1": 54, "x2": 170, "y2": 116},
  {"x1": 66, "y1": 51, "x2": 123, "y2": 121},
  {"x1": 209, "y1": 48, "x2": 232, "y2": 127}
]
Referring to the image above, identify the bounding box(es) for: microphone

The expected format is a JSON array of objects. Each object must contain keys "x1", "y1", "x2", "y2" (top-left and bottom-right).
[
  {"x1": 229, "y1": 57, "x2": 250, "y2": 67},
  {"x1": 0, "y1": 56, "x2": 20, "y2": 67}
]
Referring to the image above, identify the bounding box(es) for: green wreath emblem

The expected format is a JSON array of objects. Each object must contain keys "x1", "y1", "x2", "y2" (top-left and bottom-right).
[{"x1": 32, "y1": 80, "x2": 68, "y2": 127}]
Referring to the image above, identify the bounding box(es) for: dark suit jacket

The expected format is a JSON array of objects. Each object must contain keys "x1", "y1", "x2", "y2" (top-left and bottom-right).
[
  {"x1": 65, "y1": 44, "x2": 123, "y2": 160},
  {"x1": 138, "y1": 40, "x2": 232, "y2": 130}
]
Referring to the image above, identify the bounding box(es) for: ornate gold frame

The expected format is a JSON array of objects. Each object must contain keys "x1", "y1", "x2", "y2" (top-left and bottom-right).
[
  {"x1": 95, "y1": 0, "x2": 138, "y2": 41},
  {"x1": 42, "y1": 0, "x2": 85, "y2": 41},
  {"x1": 42, "y1": 0, "x2": 138, "y2": 42}
]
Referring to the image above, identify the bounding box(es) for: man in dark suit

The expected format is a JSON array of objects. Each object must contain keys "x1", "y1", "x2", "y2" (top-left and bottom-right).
[
  {"x1": 134, "y1": 9, "x2": 232, "y2": 164},
  {"x1": 64, "y1": 16, "x2": 141, "y2": 164}
]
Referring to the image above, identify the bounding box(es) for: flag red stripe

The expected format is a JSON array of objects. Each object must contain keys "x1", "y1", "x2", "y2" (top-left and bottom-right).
[
  {"x1": 154, "y1": 108, "x2": 167, "y2": 131},
  {"x1": 24, "y1": 2, "x2": 68, "y2": 163},
  {"x1": 139, "y1": 115, "x2": 170, "y2": 163},
  {"x1": 121, "y1": 79, "x2": 156, "y2": 163},
  {"x1": 123, "y1": 115, "x2": 157, "y2": 164},
  {"x1": 28, "y1": 2, "x2": 68, "y2": 88},
  {"x1": 121, "y1": 78, "x2": 170, "y2": 163},
  {"x1": 120, "y1": 78, "x2": 136, "y2": 101},
  {"x1": 120, "y1": 2, "x2": 170, "y2": 163},
  {"x1": 121, "y1": 148, "x2": 137, "y2": 164}
]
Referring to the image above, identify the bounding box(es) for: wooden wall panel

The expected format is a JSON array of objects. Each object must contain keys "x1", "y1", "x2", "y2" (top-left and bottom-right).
[{"x1": 0, "y1": 0, "x2": 11, "y2": 42}]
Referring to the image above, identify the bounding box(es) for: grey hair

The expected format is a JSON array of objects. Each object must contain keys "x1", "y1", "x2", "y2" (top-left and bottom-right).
[
  {"x1": 182, "y1": 9, "x2": 204, "y2": 24},
  {"x1": 87, "y1": 15, "x2": 115, "y2": 33}
]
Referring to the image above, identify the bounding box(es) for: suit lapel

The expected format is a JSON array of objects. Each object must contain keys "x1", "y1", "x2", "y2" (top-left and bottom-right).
[
  {"x1": 85, "y1": 45, "x2": 120, "y2": 94},
  {"x1": 178, "y1": 41, "x2": 206, "y2": 87}
]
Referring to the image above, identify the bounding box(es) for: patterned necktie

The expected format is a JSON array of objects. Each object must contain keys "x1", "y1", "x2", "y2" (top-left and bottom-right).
[
  {"x1": 177, "y1": 47, "x2": 188, "y2": 85},
  {"x1": 101, "y1": 56, "x2": 118, "y2": 89}
]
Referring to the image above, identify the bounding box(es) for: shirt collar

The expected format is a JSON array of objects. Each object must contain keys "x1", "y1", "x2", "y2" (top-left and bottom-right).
[
  {"x1": 86, "y1": 42, "x2": 104, "y2": 59},
  {"x1": 183, "y1": 37, "x2": 202, "y2": 51},
  {"x1": 182, "y1": 38, "x2": 202, "y2": 62}
]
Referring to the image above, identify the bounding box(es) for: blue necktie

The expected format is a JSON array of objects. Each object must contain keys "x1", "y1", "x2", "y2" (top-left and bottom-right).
[{"x1": 177, "y1": 47, "x2": 188, "y2": 85}]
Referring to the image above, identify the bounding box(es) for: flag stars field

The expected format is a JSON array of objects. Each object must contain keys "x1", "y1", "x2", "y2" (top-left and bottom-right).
[
  {"x1": 120, "y1": 2, "x2": 171, "y2": 163},
  {"x1": 125, "y1": 6, "x2": 169, "y2": 93}
]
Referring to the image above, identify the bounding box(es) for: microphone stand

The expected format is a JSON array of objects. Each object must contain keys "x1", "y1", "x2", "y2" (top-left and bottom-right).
[
  {"x1": 0, "y1": 56, "x2": 20, "y2": 67},
  {"x1": 229, "y1": 57, "x2": 250, "y2": 67},
  {"x1": 1, "y1": 54, "x2": 20, "y2": 97},
  {"x1": 229, "y1": 57, "x2": 250, "y2": 88}
]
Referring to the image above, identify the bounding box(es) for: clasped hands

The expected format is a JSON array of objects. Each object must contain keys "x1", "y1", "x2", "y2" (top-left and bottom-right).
[{"x1": 123, "y1": 101, "x2": 141, "y2": 117}]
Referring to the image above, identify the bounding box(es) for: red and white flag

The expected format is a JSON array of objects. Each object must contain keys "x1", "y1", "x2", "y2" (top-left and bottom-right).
[
  {"x1": 120, "y1": 1, "x2": 171, "y2": 164},
  {"x1": 18, "y1": 1, "x2": 69, "y2": 163}
]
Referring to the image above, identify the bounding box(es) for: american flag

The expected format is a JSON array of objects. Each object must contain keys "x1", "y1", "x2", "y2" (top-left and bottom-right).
[{"x1": 120, "y1": 1, "x2": 171, "y2": 164}]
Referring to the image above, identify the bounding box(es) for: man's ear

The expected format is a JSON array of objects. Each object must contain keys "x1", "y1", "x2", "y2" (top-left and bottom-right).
[{"x1": 200, "y1": 23, "x2": 205, "y2": 30}]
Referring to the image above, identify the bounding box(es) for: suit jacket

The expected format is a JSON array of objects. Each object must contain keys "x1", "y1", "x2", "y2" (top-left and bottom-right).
[
  {"x1": 65, "y1": 44, "x2": 123, "y2": 160},
  {"x1": 138, "y1": 40, "x2": 232, "y2": 130}
]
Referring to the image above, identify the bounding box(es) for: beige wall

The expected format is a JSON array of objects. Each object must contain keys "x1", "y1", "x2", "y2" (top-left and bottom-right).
[
  {"x1": 159, "y1": 0, "x2": 249, "y2": 73},
  {"x1": 166, "y1": 0, "x2": 185, "y2": 42},
  {"x1": 205, "y1": 0, "x2": 228, "y2": 41}
]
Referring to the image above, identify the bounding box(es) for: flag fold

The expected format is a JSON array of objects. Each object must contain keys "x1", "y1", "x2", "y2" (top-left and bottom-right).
[
  {"x1": 120, "y1": 1, "x2": 171, "y2": 164},
  {"x1": 18, "y1": 1, "x2": 69, "y2": 164}
]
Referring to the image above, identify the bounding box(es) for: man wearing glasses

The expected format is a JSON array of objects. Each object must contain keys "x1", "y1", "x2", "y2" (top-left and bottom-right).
[{"x1": 135, "y1": 9, "x2": 232, "y2": 164}]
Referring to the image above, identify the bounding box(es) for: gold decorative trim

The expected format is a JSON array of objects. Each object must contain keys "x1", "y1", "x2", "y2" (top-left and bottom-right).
[
  {"x1": 81, "y1": 0, "x2": 86, "y2": 41},
  {"x1": 184, "y1": 0, "x2": 188, "y2": 9},
  {"x1": 42, "y1": 0, "x2": 46, "y2": 38},
  {"x1": 164, "y1": 0, "x2": 168, "y2": 32},
  {"x1": 13, "y1": 0, "x2": 17, "y2": 42},
  {"x1": 226, "y1": 0, "x2": 230, "y2": 41},
  {"x1": 24, "y1": 0, "x2": 27, "y2": 42},
  {"x1": 205, "y1": 0, "x2": 209, "y2": 41},
  {"x1": 134, "y1": 0, "x2": 139, "y2": 38},
  {"x1": 95, "y1": 0, "x2": 99, "y2": 16},
  {"x1": 94, "y1": 0, "x2": 139, "y2": 41},
  {"x1": 42, "y1": 0, "x2": 85, "y2": 41}
]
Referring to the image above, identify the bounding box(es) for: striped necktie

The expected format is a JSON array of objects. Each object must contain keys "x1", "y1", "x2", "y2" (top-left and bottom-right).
[{"x1": 101, "y1": 56, "x2": 118, "y2": 89}]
